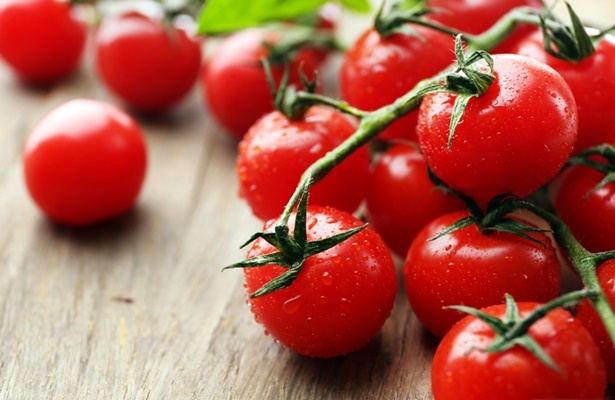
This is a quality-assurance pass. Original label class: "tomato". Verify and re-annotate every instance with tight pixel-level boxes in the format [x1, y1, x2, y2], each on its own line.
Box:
[339, 25, 455, 142]
[426, 0, 542, 53]
[576, 259, 615, 383]
[237, 106, 369, 222]
[244, 205, 397, 358]
[203, 28, 325, 140]
[512, 30, 615, 153]
[0, 0, 86, 85]
[550, 164, 615, 253]
[23, 99, 147, 226]
[432, 302, 606, 399]
[95, 12, 202, 113]
[403, 210, 561, 337]
[417, 54, 578, 201]
[365, 143, 464, 257]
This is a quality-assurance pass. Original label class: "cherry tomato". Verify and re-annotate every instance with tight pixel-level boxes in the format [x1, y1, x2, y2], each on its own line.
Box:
[23, 99, 147, 226]
[427, 0, 542, 53]
[512, 30, 615, 153]
[365, 143, 464, 257]
[237, 106, 369, 222]
[432, 302, 606, 399]
[403, 210, 561, 337]
[339, 25, 455, 142]
[550, 165, 615, 253]
[202, 28, 324, 140]
[576, 259, 615, 383]
[95, 12, 202, 113]
[244, 205, 397, 358]
[417, 54, 578, 201]
[0, 0, 86, 85]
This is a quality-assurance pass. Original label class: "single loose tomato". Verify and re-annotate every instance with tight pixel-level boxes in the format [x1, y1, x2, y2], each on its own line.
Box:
[340, 25, 455, 142]
[417, 54, 578, 201]
[432, 302, 606, 399]
[427, 0, 542, 53]
[403, 210, 561, 337]
[365, 143, 464, 257]
[244, 205, 397, 358]
[23, 99, 147, 226]
[95, 12, 202, 113]
[513, 30, 615, 153]
[0, 0, 86, 85]
[576, 259, 615, 383]
[237, 106, 369, 222]
[550, 165, 615, 253]
[202, 28, 324, 139]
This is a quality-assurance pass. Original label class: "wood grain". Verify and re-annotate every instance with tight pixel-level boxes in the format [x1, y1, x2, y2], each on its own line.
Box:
[0, 1, 613, 399]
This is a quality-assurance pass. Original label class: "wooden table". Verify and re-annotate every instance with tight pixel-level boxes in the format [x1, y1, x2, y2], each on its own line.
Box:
[1, 1, 613, 398]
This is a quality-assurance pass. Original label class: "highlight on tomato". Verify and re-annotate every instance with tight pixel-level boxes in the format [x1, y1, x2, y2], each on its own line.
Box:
[0, 0, 86, 85]
[23, 99, 148, 226]
[94, 11, 202, 113]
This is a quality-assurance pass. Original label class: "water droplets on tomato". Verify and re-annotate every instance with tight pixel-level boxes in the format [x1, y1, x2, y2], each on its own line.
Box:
[283, 295, 303, 314]
[322, 271, 333, 286]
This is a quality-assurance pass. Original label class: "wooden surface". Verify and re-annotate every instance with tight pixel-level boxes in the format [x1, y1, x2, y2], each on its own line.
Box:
[0, 1, 614, 399]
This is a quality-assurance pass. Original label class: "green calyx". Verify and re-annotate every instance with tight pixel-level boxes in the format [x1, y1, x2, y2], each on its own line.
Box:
[539, 3, 596, 62]
[449, 290, 597, 371]
[264, 25, 342, 65]
[566, 144, 615, 199]
[223, 184, 367, 298]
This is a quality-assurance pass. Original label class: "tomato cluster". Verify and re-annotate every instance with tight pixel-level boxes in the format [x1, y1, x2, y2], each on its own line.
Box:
[5, 0, 615, 398]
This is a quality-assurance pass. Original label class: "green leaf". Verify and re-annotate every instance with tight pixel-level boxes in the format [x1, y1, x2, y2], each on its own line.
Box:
[198, 0, 328, 34]
[340, 0, 371, 13]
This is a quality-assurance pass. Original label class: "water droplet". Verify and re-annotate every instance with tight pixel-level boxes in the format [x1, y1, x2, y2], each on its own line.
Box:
[322, 272, 333, 286]
[283, 295, 303, 314]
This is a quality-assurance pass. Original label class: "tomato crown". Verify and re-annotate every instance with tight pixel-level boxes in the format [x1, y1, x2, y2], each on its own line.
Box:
[566, 144, 615, 199]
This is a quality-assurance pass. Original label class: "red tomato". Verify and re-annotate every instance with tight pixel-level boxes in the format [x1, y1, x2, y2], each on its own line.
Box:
[23, 99, 147, 226]
[403, 210, 561, 337]
[339, 25, 455, 142]
[576, 259, 615, 383]
[244, 205, 397, 358]
[237, 106, 369, 222]
[95, 12, 202, 113]
[366, 144, 464, 257]
[550, 165, 615, 253]
[0, 0, 86, 85]
[417, 54, 578, 201]
[202, 28, 324, 140]
[432, 302, 606, 399]
[512, 30, 615, 153]
[427, 0, 542, 53]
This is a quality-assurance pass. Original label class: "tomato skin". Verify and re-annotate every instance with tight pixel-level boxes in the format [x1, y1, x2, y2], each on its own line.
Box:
[237, 106, 369, 222]
[403, 210, 561, 337]
[576, 260, 615, 383]
[339, 25, 455, 142]
[432, 303, 606, 400]
[0, 0, 86, 85]
[23, 99, 147, 226]
[203, 28, 323, 139]
[244, 205, 397, 358]
[366, 144, 464, 257]
[550, 166, 615, 253]
[512, 31, 615, 153]
[95, 12, 202, 113]
[427, 0, 542, 53]
[417, 54, 577, 201]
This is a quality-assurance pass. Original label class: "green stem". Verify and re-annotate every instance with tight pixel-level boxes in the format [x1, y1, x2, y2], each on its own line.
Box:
[295, 92, 369, 119]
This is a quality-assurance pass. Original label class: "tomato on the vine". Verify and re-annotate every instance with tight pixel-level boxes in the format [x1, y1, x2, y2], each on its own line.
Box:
[417, 54, 578, 201]
[403, 210, 561, 337]
[426, 0, 542, 53]
[340, 25, 455, 142]
[95, 12, 202, 113]
[512, 30, 615, 153]
[576, 259, 615, 383]
[432, 302, 606, 399]
[0, 0, 86, 85]
[237, 106, 369, 222]
[366, 143, 463, 257]
[23, 99, 147, 226]
[244, 205, 397, 358]
[202, 28, 325, 139]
